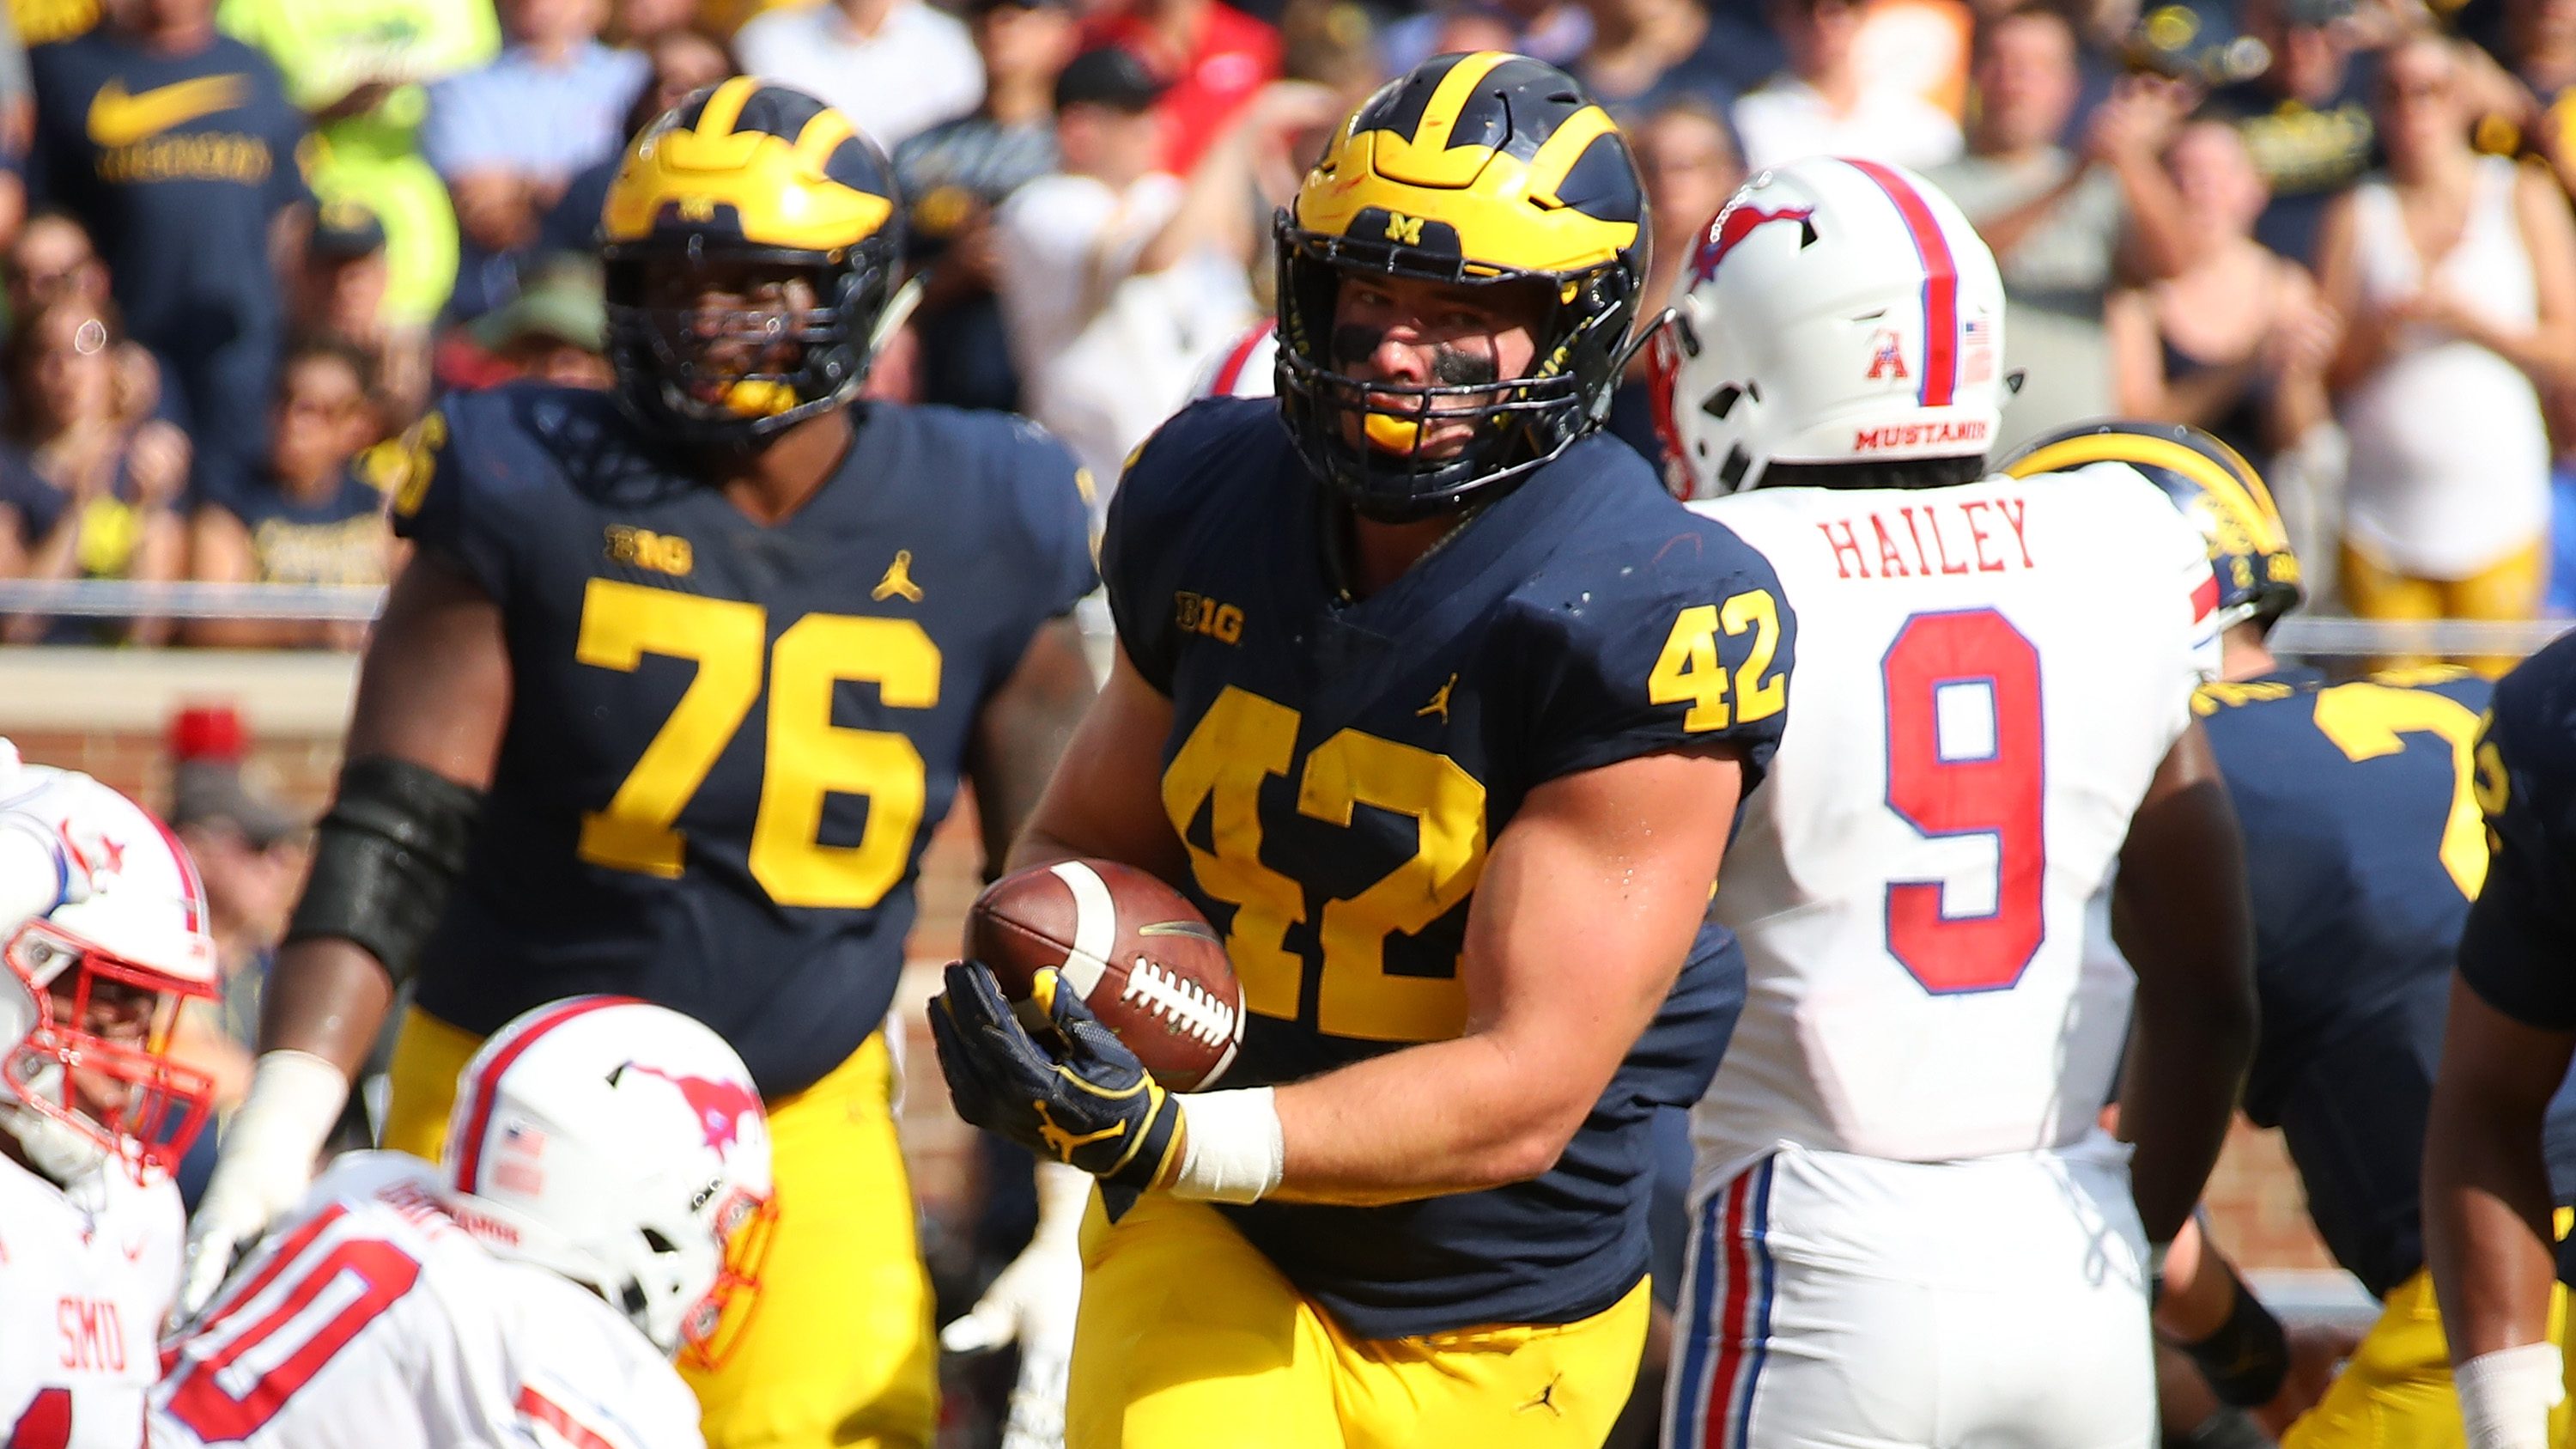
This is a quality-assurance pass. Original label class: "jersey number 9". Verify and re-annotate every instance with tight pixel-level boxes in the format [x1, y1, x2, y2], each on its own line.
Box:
[1881, 608, 2046, 994]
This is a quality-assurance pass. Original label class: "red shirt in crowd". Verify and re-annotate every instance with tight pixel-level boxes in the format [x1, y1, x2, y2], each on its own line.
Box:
[1084, 0, 1282, 174]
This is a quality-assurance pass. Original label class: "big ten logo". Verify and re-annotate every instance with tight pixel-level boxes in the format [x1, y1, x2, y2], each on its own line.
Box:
[57, 1297, 125, 1372]
[605, 525, 695, 577]
[1174, 590, 1243, 644]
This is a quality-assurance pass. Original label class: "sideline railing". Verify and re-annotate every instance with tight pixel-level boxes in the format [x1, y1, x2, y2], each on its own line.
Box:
[2, 581, 2570, 660]
[0, 581, 383, 623]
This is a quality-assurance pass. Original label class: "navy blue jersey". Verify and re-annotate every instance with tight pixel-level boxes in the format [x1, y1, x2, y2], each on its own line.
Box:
[393, 385, 1095, 1098]
[27, 31, 310, 346]
[2465, 637, 2576, 1025]
[1103, 398, 1795, 1337]
[2459, 638, 2576, 1233]
[2202, 665, 2494, 1295]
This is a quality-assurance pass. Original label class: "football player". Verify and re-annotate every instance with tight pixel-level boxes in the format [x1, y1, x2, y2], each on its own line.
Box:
[1654, 157, 2257, 1448]
[155, 997, 771, 1449]
[2006, 422, 2576, 1449]
[930, 51, 1795, 1449]
[2423, 592, 2576, 1438]
[0, 742, 222, 1448]
[179, 82, 1101, 1449]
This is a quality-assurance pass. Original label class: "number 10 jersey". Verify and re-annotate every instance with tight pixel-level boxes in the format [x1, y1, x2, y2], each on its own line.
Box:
[155, 1154, 704, 1449]
[1685, 467, 2220, 1190]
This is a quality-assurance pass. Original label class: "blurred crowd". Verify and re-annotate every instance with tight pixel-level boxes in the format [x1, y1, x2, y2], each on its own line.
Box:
[0, 0, 2572, 638]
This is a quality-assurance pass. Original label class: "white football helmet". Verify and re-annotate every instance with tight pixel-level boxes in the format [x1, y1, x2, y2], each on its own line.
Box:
[0, 743, 220, 1184]
[1649, 155, 2009, 498]
[1190, 324, 1279, 402]
[439, 996, 776, 1366]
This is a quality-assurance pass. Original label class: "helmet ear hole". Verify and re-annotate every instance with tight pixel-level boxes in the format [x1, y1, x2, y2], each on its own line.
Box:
[1718, 444, 1753, 491]
[1704, 384, 1743, 421]
[642, 1227, 680, 1256]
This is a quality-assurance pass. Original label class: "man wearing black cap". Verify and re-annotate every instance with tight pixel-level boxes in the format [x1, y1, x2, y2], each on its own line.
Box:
[294, 197, 433, 419]
[991, 46, 1172, 399]
[296, 198, 391, 337]
[993, 46, 1265, 487]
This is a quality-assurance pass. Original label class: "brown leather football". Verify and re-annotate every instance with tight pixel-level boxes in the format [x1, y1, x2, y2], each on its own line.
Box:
[965, 859, 1244, 1091]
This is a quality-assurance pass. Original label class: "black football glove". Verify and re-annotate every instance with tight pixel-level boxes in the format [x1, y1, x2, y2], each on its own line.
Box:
[929, 960, 1183, 1191]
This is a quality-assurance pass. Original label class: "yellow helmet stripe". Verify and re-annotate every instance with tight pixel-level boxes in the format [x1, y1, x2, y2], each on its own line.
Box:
[792, 107, 856, 174]
[2007, 433, 2290, 551]
[1523, 104, 1619, 204]
[1408, 51, 1513, 152]
[696, 76, 760, 139]
[2198, 429, 2290, 528]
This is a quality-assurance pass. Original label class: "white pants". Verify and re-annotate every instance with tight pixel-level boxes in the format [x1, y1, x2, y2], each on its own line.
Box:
[1665, 1139, 2154, 1449]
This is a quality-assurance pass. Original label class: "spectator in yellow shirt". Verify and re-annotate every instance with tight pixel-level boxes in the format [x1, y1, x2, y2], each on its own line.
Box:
[218, 0, 500, 329]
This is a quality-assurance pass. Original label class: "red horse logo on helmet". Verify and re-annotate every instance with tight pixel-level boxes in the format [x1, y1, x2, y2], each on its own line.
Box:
[628, 1064, 762, 1158]
[1688, 203, 1818, 287]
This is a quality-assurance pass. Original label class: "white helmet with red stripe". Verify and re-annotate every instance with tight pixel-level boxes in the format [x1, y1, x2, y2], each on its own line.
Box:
[1190, 323, 1279, 401]
[0, 741, 219, 1184]
[1649, 155, 2008, 498]
[439, 996, 776, 1365]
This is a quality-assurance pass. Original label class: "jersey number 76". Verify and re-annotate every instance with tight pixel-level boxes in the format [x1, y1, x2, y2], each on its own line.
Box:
[573, 579, 941, 910]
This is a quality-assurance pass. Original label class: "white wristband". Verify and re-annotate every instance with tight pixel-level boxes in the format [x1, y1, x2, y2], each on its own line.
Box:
[230, 1050, 351, 1167]
[2457, 1342, 2565, 1449]
[1170, 1087, 1284, 1204]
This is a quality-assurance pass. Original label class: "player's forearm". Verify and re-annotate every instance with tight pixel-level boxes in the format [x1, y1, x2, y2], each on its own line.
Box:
[2112, 728, 2256, 1244]
[2150, 1213, 2233, 1339]
[1263, 1031, 1593, 1206]
[2115, 887, 2256, 1245]
[257, 937, 396, 1081]
[2118, 1022, 2247, 1245]
[2426, 1075, 2561, 1359]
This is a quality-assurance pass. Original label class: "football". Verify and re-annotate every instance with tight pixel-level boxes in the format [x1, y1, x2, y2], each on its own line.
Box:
[965, 859, 1245, 1092]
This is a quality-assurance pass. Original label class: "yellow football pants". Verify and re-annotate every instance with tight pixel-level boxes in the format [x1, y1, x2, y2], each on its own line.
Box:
[386, 1007, 937, 1449]
[1066, 1190, 1650, 1449]
[2281, 1265, 2573, 1449]
[2341, 537, 2548, 677]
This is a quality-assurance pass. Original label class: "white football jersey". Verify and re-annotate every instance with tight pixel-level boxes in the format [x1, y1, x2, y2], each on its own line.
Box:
[0, 1152, 181, 1449]
[1689, 466, 2220, 1188]
[151, 1153, 705, 1449]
